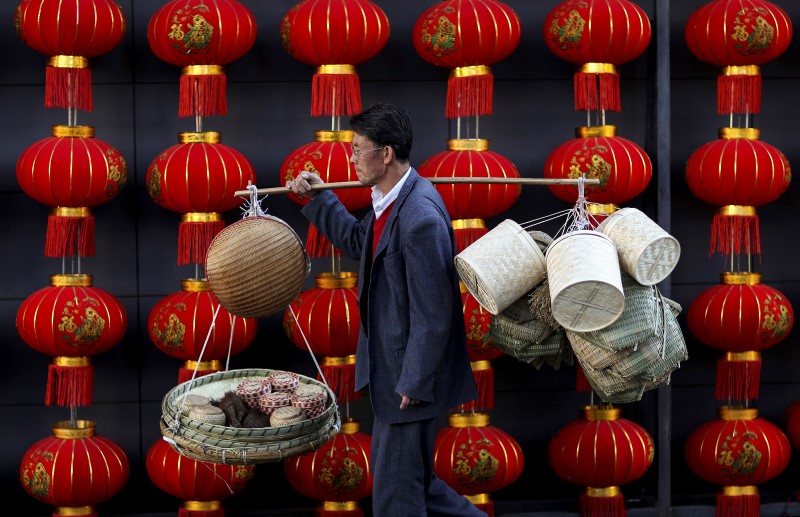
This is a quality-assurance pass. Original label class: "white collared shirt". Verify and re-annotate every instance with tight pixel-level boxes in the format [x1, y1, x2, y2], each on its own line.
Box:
[372, 167, 411, 219]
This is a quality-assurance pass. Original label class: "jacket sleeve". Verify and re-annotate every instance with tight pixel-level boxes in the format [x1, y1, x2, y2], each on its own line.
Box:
[301, 190, 368, 260]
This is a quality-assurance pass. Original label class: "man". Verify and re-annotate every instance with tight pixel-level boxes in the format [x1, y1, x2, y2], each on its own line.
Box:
[286, 102, 486, 517]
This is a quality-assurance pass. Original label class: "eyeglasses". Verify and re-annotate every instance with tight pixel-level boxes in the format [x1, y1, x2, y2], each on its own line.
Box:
[349, 145, 384, 158]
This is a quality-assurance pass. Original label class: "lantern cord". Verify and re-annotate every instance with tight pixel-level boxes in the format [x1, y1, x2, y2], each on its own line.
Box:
[287, 303, 332, 393]
[225, 315, 236, 372]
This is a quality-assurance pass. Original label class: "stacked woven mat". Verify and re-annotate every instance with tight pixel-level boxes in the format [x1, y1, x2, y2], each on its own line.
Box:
[160, 369, 340, 465]
[457, 208, 686, 403]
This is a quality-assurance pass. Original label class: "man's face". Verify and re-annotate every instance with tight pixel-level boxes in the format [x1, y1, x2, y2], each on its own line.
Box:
[350, 134, 387, 186]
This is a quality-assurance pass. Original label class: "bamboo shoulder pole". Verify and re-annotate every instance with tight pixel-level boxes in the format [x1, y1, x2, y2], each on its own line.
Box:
[234, 177, 600, 197]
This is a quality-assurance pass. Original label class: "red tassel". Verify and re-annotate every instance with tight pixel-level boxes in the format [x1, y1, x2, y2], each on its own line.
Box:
[312, 71, 361, 117]
[315, 501, 364, 516]
[178, 219, 225, 266]
[718, 73, 762, 115]
[710, 210, 760, 256]
[580, 488, 627, 517]
[574, 70, 620, 112]
[321, 362, 361, 404]
[46, 65, 92, 111]
[45, 358, 93, 407]
[446, 71, 493, 118]
[45, 211, 94, 257]
[180, 72, 227, 118]
[453, 361, 494, 412]
[576, 364, 593, 393]
[306, 224, 343, 258]
[179, 501, 224, 517]
[716, 487, 760, 517]
[715, 352, 761, 401]
[453, 226, 489, 253]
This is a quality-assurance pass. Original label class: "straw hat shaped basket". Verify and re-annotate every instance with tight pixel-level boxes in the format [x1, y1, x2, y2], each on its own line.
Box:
[206, 215, 310, 319]
[160, 369, 340, 465]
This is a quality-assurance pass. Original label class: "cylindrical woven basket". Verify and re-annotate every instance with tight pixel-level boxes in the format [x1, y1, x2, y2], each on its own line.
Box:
[597, 207, 680, 286]
[546, 230, 624, 332]
[455, 219, 547, 315]
[206, 216, 310, 319]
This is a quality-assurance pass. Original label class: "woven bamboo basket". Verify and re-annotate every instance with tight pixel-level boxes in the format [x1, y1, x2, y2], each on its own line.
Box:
[490, 301, 566, 362]
[546, 230, 624, 332]
[455, 219, 547, 315]
[597, 207, 680, 286]
[567, 330, 633, 370]
[206, 216, 310, 319]
[160, 369, 339, 465]
[578, 359, 646, 404]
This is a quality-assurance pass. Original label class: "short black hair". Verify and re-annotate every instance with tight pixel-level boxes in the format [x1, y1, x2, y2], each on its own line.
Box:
[349, 102, 413, 161]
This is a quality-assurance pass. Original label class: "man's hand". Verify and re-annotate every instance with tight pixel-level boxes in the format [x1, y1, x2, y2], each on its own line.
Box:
[400, 394, 419, 410]
[286, 170, 324, 199]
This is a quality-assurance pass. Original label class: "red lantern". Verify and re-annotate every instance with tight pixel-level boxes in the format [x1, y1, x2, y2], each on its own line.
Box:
[418, 139, 521, 251]
[147, 0, 257, 117]
[285, 418, 373, 516]
[16, 274, 128, 407]
[280, 0, 389, 117]
[20, 420, 129, 516]
[14, 0, 126, 111]
[544, 125, 653, 207]
[687, 272, 793, 401]
[149, 279, 258, 384]
[147, 437, 255, 517]
[16, 125, 127, 258]
[685, 406, 792, 517]
[685, 0, 792, 114]
[685, 127, 791, 256]
[434, 413, 524, 516]
[413, 0, 521, 118]
[783, 401, 800, 451]
[146, 131, 256, 265]
[548, 405, 655, 517]
[284, 273, 361, 403]
[543, 0, 651, 112]
[279, 130, 371, 257]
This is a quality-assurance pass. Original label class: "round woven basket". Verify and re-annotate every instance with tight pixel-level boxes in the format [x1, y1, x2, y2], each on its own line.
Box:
[597, 207, 680, 286]
[206, 216, 310, 319]
[455, 219, 546, 315]
[546, 230, 624, 332]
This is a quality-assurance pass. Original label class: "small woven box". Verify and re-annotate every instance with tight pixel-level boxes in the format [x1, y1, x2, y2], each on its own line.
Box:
[236, 379, 271, 408]
[187, 405, 227, 426]
[268, 371, 300, 393]
[258, 391, 293, 416]
[292, 391, 327, 419]
[270, 406, 307, 427]
[179, 394, 211, 415]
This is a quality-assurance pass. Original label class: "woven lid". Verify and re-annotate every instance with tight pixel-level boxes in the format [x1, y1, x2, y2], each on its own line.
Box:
[180, 394, 211, 414]
[292, 391, 326, 409]
[259, 391, 293, 408]
[188, 405, 227, 426]
[270, 406, 307, 427]
[294, 384, 326, 397]
[269, 371, 300, 392]
[237, 379, 271, 397]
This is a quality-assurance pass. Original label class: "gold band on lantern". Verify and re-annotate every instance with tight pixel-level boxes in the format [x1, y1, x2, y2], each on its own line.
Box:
[182, 65, 224, 76]
[585, 486, 622, 498]
[53, 356, 91, 368]
[179, 131, 221, 144]
[52, 125, 94, 138]
[471, 360, 491, 372]
[448, 413, 490, 428]
[52, 420, 96, 439]
[720, 272, 762, 286]
[721, 485, 759, 497]
[50, 274, 93, 287]
[721, 65, 760, 77]
[315, 130, 354, 143]
[322, 355, 357, 366]
[465, 494, 491, 505]
[321, 502, 360, 512]
[55, 506, 95, 516]
[576, 125, 616, 138]
[587, 204, 618, 216]
[340, 418, 361, 434]
[48, 55, 89, 69]
[459, 281, 469, 294]
[449, 65, 491, 79]
[183, 359, 223, 372]
[719, 127, 760, 140]
[316, 64, 357, 75]
[181, 212, 223, 223]
[717, 205, 757, 218]
[582, 405, 620, 421]
[181, 278, 211, 292]
[316, 272, 358, 289]
[51, 206, 92, 218]
[724, 351, 761, 362]
[447, 139, 490, 152]
[183, 501, 222, 512]
[718, 406, 758, 421]
[452, 219, 486, 231]
[579, 63, 618, 75]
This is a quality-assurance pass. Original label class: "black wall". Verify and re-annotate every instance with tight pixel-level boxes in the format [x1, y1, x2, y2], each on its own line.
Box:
[3, 1, 800, 516]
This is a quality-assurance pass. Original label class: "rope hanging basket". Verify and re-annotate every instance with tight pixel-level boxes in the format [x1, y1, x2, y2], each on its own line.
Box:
[160, 368, 340, 465]
[206, 215, 310, 319]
